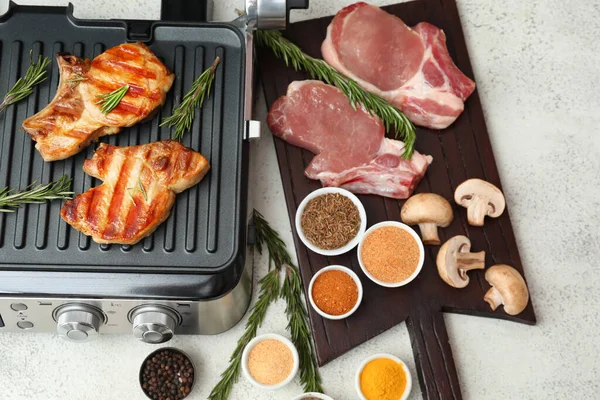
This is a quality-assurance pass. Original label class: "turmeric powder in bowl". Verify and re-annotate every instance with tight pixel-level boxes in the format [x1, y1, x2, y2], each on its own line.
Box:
[356, 354, 412, 400]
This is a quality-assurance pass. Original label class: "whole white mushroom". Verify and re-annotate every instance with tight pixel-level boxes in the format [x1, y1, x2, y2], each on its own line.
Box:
[454, 179, 505, 226]
[401, 193, 453, 245]
[484, 264, 529, 316]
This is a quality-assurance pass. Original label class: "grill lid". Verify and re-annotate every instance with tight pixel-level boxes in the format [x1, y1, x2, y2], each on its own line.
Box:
[0, 3, 248, 274]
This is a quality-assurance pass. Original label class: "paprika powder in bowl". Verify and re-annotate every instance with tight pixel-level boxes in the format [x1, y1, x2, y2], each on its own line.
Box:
[355, 353, 412, 400]
[308, 265, 363, 320]
[357, 221, 425, 288]
[295, 187, 367, 256]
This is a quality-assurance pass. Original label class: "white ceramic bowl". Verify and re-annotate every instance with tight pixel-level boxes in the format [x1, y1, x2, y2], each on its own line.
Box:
[292, 393, 335, 400]
[295, 187, 367, 256]
[308, 265, 363, 320]
[355, 353, 412, 400]
[241, 333, 299, 390]
[357, 221, 425, 288]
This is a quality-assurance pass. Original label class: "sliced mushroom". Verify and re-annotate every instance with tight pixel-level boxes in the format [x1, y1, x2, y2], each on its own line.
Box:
[484, 264, 529, 316]
[454, 179, 506, 226]
[436, 235, 485, 288]
[401, 193, 453, 245]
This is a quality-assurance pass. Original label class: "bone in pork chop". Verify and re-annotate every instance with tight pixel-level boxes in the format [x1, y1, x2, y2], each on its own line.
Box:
[322, 2, 476, 130]
[267, 80, 432, 199]
[23, 43, 174, 161]
[61, 140, 209, 245]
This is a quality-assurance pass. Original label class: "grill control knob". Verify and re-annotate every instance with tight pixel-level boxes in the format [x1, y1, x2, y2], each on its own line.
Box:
[131, 306, 179, 344]
[55, 304, 104, 342]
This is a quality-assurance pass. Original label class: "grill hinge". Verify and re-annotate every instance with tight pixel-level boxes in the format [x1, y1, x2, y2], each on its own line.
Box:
[247, 220, 256, 246]
[126, 21, 153, 42]
[241, 30, 261, 142]
[242, 0, 310, 30]
[244, 120, 261, 141]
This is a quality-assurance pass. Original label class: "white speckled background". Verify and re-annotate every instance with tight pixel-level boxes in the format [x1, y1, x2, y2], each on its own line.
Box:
[0, 0, 599, 399]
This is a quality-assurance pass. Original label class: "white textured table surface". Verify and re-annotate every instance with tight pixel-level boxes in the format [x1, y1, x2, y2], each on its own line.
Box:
[1, 0, 599, 399]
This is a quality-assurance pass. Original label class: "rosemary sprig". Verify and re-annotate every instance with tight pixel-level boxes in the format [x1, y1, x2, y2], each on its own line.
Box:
[282, 263, 323, 392]
[208, 268, 280, 400]
[209, 210, 324, 399]
[253, 209, 295, 269]
[254, 210, 323, 393]
[138, 179, 148, 201]
[255, 29, 416, 159]
[0, 52, 51, 113]
[66, 73, 87, 88]
[0, 175, 73, 212]
[95, 84, 129, 115]
[126, 179, 147, 202]
[161, 57, 221, 141]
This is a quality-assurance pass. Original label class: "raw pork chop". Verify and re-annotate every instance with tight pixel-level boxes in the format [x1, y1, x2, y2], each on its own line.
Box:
[61, 140, 209, 245]
[322, 2, 476, 129]
[23, 43, 174, 161]
[267, 80, 432, 199]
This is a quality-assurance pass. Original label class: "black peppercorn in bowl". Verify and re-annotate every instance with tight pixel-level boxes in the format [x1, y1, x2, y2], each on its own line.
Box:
[139, 347, 196, 400]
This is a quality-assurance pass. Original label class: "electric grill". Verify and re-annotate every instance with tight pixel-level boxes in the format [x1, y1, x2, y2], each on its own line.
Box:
[0, 0, 307, 343]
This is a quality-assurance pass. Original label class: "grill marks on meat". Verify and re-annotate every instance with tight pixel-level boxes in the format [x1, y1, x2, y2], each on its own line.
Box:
[81, 43, 174, 127]
[21, 54, 113, 161]
[23, 43, 174, 161]
[267, 80, 432, 199]
[322, 2, 476, 130]
[61, 140, 210, 245]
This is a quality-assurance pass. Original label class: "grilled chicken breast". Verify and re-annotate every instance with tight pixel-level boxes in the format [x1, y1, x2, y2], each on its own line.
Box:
[61, 140, 210, 245]
[23, 43, 174, 162]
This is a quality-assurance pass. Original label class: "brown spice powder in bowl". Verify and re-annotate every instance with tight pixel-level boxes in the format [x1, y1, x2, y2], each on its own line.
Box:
[361, 226, 421, 283]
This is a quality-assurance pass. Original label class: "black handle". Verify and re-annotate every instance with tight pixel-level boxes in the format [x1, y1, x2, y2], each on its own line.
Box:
[287, 0, 310, 15]
[283, 0, 310, 26]
[406, 306, 463, 400]
[160, 0, 209, 22]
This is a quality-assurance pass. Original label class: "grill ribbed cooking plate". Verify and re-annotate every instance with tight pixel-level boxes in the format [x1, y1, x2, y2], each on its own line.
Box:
[0, 3, 247, 274]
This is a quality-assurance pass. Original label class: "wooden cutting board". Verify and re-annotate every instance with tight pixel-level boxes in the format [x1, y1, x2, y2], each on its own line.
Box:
[257, 1, 536, 398]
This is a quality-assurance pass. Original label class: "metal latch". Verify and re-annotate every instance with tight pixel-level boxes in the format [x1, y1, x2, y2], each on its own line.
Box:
[244, 120, 261, 141]
[256, 0, 286, 30]
[243, 0, 310, 30]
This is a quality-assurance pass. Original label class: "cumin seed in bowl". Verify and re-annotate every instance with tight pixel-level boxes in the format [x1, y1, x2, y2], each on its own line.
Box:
[295, 188, 367, 256]
[301, 193, 360, 250]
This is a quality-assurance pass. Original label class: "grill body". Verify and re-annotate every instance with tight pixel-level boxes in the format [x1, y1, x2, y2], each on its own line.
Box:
[0, 3, 252, 339]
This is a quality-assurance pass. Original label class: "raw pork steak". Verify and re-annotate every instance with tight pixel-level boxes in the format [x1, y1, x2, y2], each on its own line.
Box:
[322, 2, 476, 130]
[267, 80, 432, 199]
